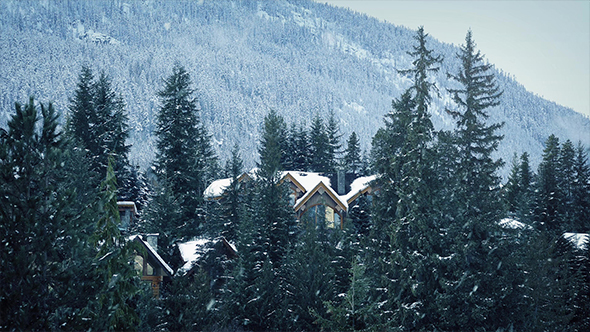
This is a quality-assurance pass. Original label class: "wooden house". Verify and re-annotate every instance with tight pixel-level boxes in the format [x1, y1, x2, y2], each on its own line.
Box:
[130, 234, 174, 298]
[203, 169, 379, 229]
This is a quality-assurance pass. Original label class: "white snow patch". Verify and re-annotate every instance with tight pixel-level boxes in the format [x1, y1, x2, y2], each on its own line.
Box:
[283, 171, 331, 193]
[177, 237, 213, 274]
[498, 218, 531, 230]
[564, 233, 589, 250]
[343, 175, 377, 203]
[203, 178, 232, 199]
[226, 240, 238, 254]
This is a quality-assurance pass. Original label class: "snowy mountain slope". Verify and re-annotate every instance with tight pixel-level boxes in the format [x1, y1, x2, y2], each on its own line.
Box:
[1, 0, 588, 174]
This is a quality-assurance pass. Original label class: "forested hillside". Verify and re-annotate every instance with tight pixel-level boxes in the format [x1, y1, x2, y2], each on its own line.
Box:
[1, 0, 588, 172]
[3, 4, 590, 329]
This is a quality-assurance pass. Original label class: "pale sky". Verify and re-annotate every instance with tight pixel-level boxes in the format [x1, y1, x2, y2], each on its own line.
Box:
[321, 0, 590, 118]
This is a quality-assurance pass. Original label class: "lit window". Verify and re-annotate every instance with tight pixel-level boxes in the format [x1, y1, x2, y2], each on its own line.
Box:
[134, 255, 144, 274]
[325, 206, 335, 228]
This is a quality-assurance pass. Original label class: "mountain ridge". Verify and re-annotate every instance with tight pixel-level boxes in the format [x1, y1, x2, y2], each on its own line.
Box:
[1, 0, 588, 175]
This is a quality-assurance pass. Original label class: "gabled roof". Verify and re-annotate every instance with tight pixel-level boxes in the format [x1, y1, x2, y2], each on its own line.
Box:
[203, 168, 380, 214]
[129, 235, 174, 276]
[344, 175, 378, 205]
[294, 180, 348, 213]
[280, 171, 331, 194]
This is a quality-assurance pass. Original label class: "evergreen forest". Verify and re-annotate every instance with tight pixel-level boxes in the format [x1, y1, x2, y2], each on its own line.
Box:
[1, 25, 589, 332]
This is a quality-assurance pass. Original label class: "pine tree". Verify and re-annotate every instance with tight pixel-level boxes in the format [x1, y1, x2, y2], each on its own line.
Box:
[67, 66, 94, 155]
[326, 110, 342, 173]
[90, 156, 141, 331]
[439, 29, 519, 330]
[521, 233, 577, 330]
[228, 110, 297, 330]
[505, 153, 522, 214]
[504, 152, 535, 223]
[141, 183, 185, 271]
[387, 26, 443, 329]
[309, 114, 331, 174]
[153, 64, 217, 240]
[158, 269, 215, 331]
[560, 139, 578, 231]
[218, 144, 244, 242]
[572, 143, 590, 232]
[367, 68, 416, 332]
[315, 256, 377, 332]
[518, 151, 535, 223]
[91, 71, 131, 186]
[348, 194, 372, 238]
[0, 98, 76, 329]
[371, 90, 414, 183]
[284, 223, 340, 331]
[446, 29, 504, 216]
[534, 134, 563, 234]
[66, 67, 133, 200]
[256, 110, 295, 268]
[290, 122, 311, 171]
[343, 131, 362, 174]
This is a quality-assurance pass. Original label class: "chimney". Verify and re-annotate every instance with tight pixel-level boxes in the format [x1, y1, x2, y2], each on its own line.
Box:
[337, 169, 345, 195]
[146, 233, 159, 252]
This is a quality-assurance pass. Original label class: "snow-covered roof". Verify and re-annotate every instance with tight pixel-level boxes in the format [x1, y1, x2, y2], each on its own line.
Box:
[129, 235, 173, 276]
[177, 237, 213, 275]
[564, 233, 589, 250]
[281, 171, 331, 193]
[204, 169, 380, 214]
[117, 201, 137, 213]
[498, 218, 532, 230]
[294, 179, 348, 212]
[343, 175, 377, 204]
[204, 178, 232, 199]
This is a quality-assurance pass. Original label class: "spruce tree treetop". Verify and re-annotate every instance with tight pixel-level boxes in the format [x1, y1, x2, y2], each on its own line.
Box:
[154, 64, 216, 233]
[155, 64, 217, 241]
[399, 26, 442, 136]
[535, 134, 563, 234]
[374, 26, 443, 329]
[309, 114, 331, 174]
[445, 29, 505, 226]
[257, 109, 287, 182]
[66, 66, 133, 200]
[326, 110, 342, 173]
[0, 97, 76, 330]
[343, 131, 361, 173]
[447, 30, 504, 183]
[67, 66, 94, 147]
